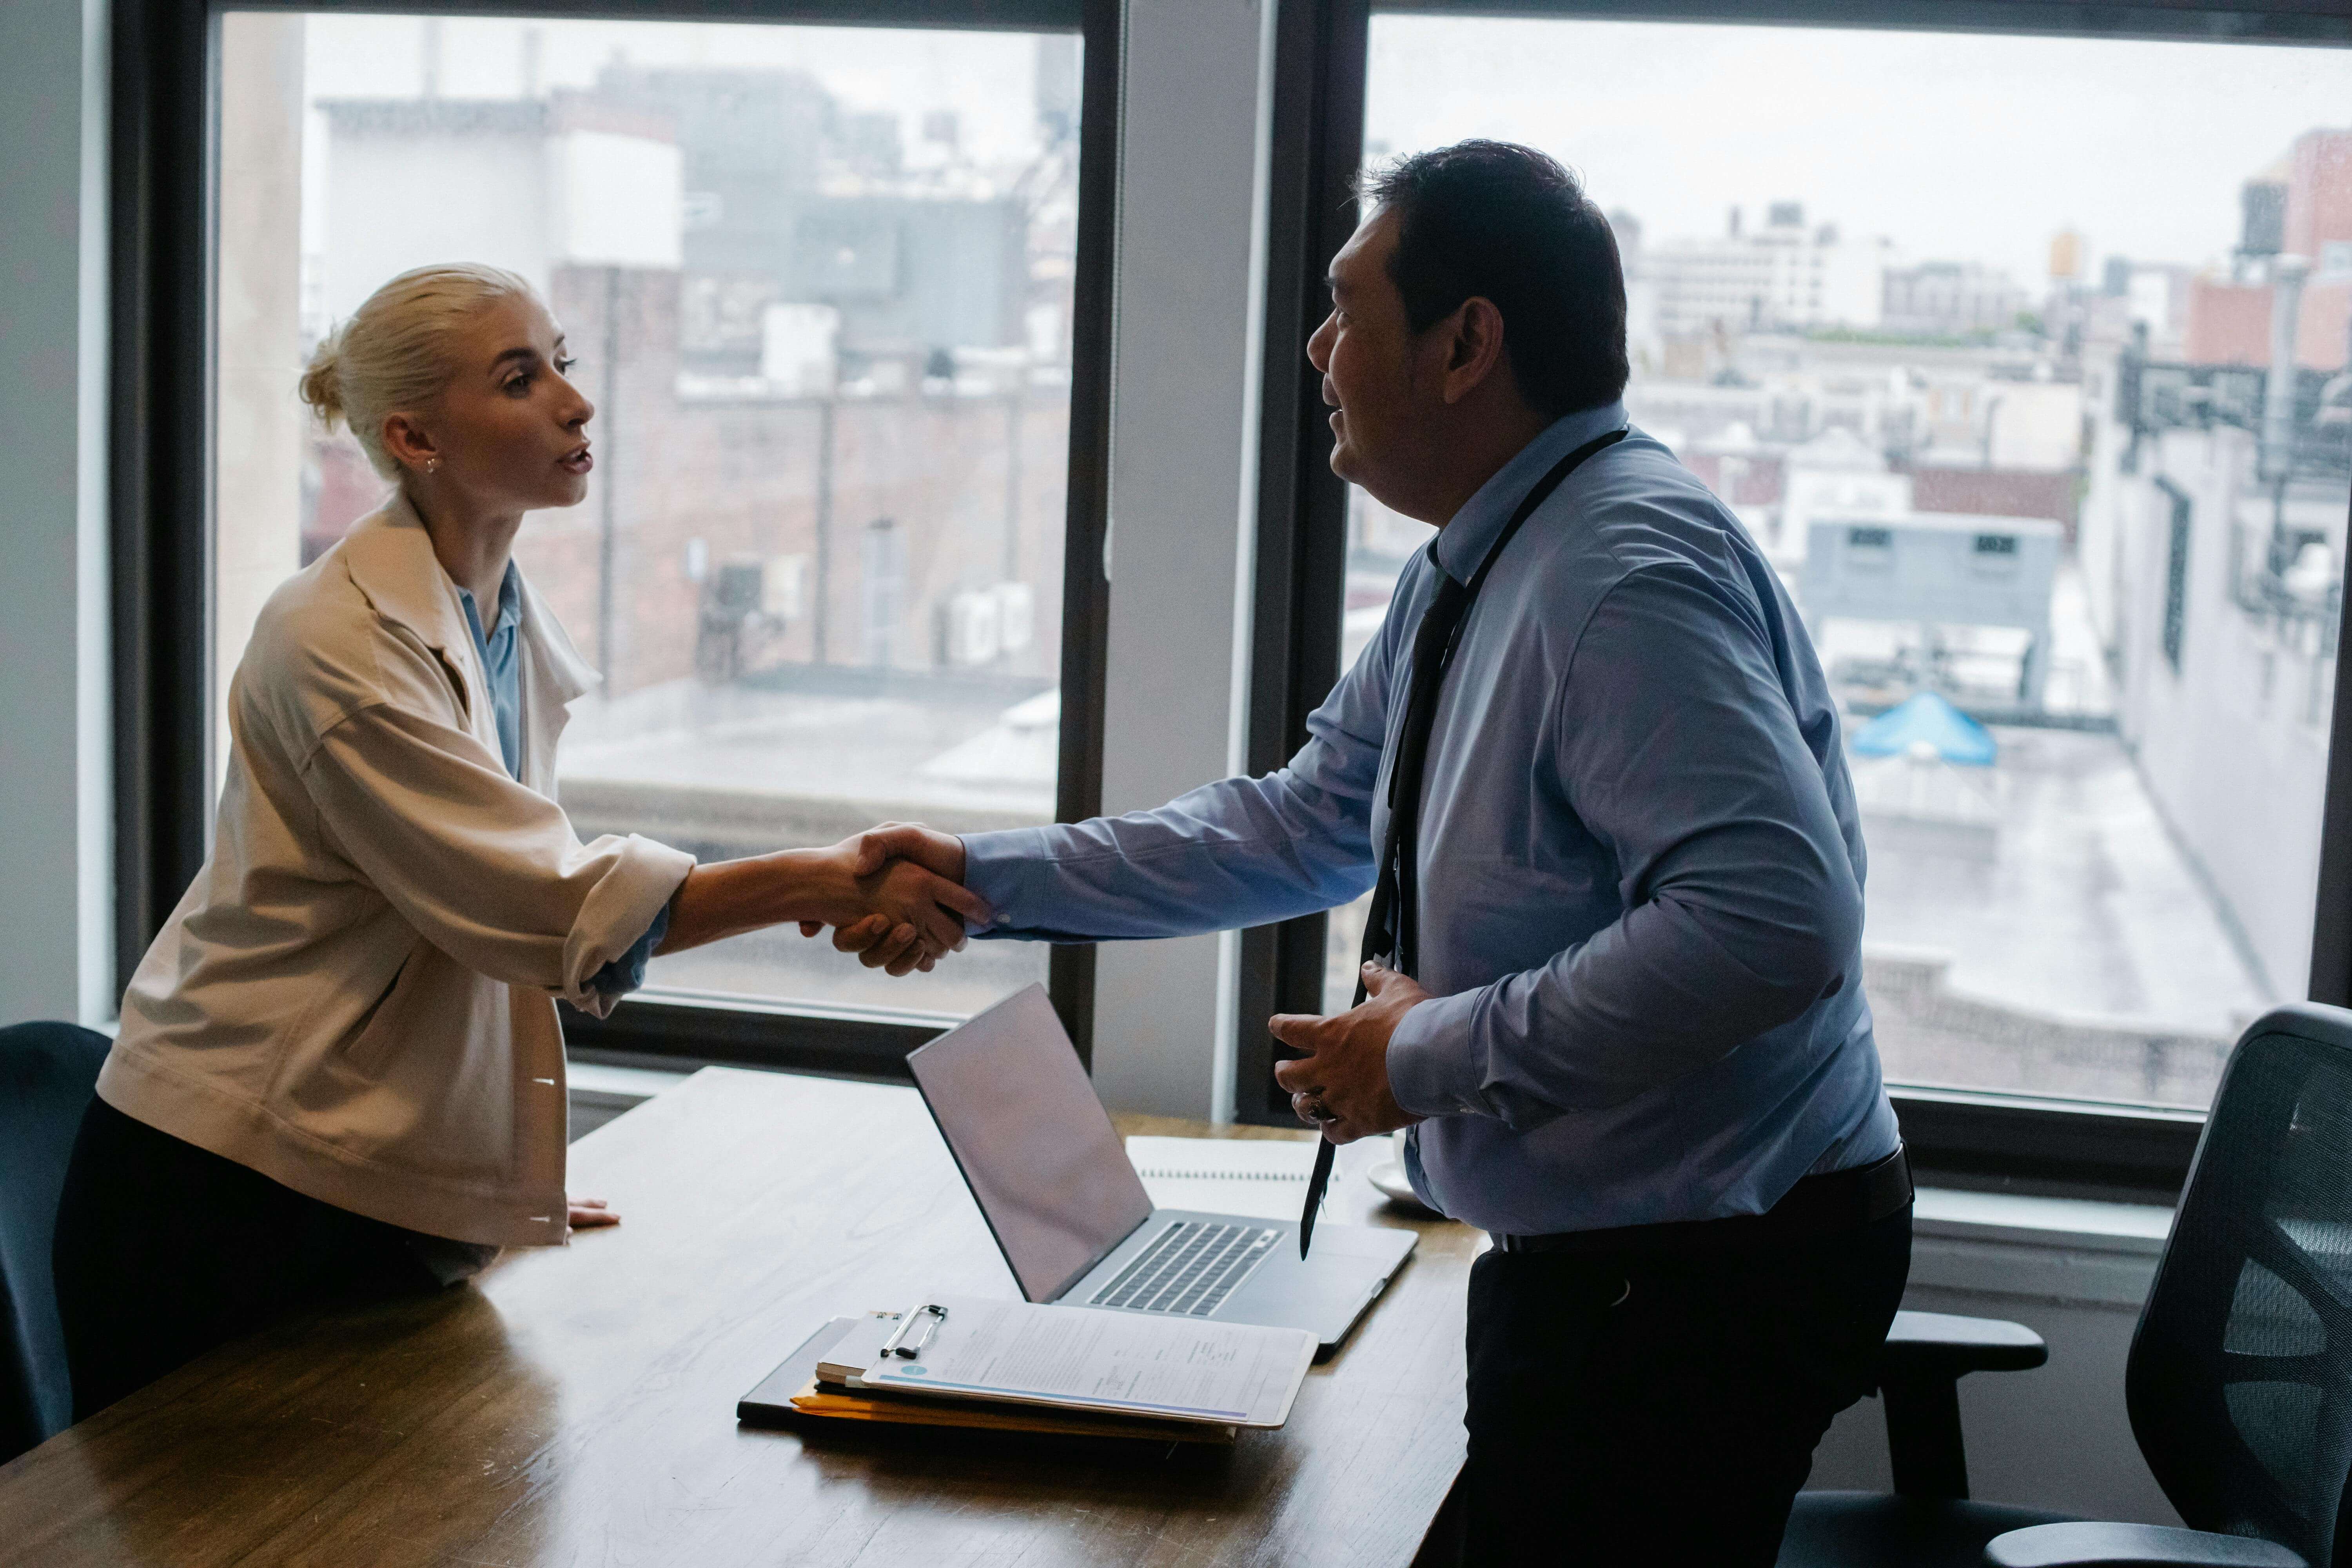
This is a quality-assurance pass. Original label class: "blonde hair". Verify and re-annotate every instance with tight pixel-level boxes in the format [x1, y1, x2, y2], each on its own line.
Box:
[298, 263, 541, 477]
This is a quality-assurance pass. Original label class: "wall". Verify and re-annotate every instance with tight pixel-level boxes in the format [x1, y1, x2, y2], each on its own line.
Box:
[1087, 0, 1274, 1119]
[2113, 423, 2332, 1000]
[323, 116, 551, 319]
[0, 0, 110, 1027]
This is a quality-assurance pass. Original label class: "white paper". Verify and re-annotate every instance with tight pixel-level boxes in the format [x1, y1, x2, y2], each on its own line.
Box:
[812, 1311, 904, 1383]
[1124, 1134, 1317, 1222]
[855, 1294, 1316, 1428]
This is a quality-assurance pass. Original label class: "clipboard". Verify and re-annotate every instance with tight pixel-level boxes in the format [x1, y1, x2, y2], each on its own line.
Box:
[736, 1318, 1239, 1443]
[846, 1296, 1315, 1429]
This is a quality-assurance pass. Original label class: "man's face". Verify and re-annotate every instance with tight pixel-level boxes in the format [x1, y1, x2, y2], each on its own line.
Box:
[1306, 205, 1421, 500]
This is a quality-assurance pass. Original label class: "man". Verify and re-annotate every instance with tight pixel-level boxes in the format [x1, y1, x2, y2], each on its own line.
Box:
[857, 140, 1909, 1564]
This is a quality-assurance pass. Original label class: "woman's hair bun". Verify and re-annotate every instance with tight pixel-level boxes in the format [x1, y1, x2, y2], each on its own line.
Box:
[298, 332, 347, 429]
[293, 263, 539, 478]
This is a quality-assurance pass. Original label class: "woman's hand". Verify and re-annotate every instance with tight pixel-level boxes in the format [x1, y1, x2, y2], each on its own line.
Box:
[807, 836, 991, 976]
[812, 912, 932, 974]
[657, 837, 991, 973]
[568, 1195, 619, 1233]
[797, 824, 989, 976]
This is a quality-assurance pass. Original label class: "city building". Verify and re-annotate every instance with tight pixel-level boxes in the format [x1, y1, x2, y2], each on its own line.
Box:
[2073, 130, 2352, 1002]
[1641, 201, 1888, 339]
[313, 94, 685, 332]
[2179, 131, 2352, 372]
[1881, 260, 2029, 339]
[305, 67, 1076, 705]
[1776, 425, 1913, 563]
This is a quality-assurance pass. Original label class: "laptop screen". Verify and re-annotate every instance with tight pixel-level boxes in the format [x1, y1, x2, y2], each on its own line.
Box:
[907, 983, 1156, 1303]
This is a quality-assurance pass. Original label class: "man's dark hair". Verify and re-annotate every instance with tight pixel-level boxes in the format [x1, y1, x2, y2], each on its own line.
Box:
[1363, 140, 1629, 417]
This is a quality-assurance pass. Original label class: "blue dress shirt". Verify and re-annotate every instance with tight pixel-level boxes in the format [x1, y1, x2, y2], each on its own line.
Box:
[960, 402, 1900, 1236]
[458, 564, 668, 996]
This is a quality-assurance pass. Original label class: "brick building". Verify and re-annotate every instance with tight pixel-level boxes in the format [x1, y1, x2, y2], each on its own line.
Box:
[2181, 130, 2352, 372]
[307, 262, 1072, 699]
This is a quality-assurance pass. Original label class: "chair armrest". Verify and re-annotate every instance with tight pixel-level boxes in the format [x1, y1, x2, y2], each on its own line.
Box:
[1883, 1310, 2049, 1379]
[1877, 1311, 2049, 1501]
[1985, 1522, 2306, 1566]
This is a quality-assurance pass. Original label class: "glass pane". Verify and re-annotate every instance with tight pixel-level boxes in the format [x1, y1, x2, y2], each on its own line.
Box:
[215, 12, 1082, 1017]
[1356, 17, 2352, 1108]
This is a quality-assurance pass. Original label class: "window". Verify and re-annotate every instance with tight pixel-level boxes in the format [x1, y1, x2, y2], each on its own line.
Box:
[1293, 11, 2352, 1121]
[2158, 477, 2192, 673]
[180, 4, 1109, 1054]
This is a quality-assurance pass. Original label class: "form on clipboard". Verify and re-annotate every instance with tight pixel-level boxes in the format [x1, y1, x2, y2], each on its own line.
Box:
[853, 1294, 1317, 1429]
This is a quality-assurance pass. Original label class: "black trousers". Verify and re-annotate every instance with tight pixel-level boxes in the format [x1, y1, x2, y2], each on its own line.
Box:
[50, 1096, 437, 1421]
[1460, 1207, 1912, 1566]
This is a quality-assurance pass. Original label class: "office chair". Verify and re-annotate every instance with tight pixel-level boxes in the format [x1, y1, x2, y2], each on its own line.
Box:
[0, 1020, 108, 1464]
[1782, 1004, 2352, 1568]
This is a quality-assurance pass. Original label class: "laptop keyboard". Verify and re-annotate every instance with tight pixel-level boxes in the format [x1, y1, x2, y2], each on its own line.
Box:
[1089, 1219, 1281, 1317]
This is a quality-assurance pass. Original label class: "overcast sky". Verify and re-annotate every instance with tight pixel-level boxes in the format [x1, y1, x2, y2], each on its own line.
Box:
[296, 13, 2352, 288]
[303, 16, 1056, 168]
[1368, 16, 2352, 283]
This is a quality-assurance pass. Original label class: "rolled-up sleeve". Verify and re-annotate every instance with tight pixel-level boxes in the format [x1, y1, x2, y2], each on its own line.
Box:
[961, 619, 1399, 942]
[1385, 561, 1862, 1126]
[303, 698, 695, 1018]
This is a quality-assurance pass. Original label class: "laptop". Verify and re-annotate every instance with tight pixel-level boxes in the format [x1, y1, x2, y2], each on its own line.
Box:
[906, 983, 1416, 1354]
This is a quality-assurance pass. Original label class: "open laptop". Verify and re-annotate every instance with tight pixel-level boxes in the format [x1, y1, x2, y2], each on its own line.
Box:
[907, 983, 1416, 1354]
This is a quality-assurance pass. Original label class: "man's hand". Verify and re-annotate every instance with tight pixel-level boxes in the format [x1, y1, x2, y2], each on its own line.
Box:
[851, 821, 968, 884]
[1269, 962, 1432, 1144]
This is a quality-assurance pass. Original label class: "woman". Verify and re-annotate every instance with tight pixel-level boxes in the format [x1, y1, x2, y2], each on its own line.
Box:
[50, 263, 985, 1419]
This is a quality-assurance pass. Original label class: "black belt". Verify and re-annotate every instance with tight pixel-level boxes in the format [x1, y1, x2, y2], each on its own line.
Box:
[1492, 1147, 1913, 1258]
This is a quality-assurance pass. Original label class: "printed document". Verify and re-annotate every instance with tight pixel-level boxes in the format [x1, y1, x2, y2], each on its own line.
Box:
[855, 1294, 1315, 1428]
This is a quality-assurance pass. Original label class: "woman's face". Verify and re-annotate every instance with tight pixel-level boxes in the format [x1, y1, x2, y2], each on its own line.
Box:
[397, 293, 596, 513]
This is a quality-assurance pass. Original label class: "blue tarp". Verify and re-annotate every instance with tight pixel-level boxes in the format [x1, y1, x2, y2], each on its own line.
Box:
[1850, 691, 1997, 766]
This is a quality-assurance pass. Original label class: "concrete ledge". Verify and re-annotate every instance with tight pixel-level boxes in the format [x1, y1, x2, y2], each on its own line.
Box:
[1909, 1185, 2172, 1309]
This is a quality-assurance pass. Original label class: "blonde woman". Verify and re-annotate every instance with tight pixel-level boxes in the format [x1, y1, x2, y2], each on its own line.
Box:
[50, 263, 985, 1419]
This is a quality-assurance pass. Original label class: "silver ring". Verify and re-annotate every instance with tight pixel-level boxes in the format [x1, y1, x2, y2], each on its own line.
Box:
[1302, 1094, 1336, 1124]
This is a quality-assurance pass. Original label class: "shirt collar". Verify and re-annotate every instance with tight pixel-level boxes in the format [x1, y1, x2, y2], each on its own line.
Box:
[457, 561, 523, 649]
[1432, 400, 1628, 584]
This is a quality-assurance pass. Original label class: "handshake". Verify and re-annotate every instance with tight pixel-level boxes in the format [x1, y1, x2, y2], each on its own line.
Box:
[790, 822, 982, 978]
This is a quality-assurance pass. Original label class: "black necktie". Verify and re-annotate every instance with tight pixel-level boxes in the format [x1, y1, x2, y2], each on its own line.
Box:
[1296, 427, 1627, 1258]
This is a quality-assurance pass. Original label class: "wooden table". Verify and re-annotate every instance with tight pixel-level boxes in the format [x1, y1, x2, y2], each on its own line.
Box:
[0, 1067, 1481, 1566]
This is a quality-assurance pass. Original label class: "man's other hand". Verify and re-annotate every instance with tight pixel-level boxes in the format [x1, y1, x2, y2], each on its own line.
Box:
[1269, 962, 1431, 1144]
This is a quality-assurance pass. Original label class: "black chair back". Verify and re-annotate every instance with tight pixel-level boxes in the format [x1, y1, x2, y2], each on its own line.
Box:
[2129, 1003, 2352, 1567]
[0, 1021, 108, 1463]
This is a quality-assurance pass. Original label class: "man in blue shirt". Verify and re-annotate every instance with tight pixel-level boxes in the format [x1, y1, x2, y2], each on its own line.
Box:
[859, 141, 1910, 1564]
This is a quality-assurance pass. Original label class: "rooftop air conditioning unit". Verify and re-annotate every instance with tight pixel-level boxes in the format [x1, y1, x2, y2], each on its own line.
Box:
[946, 588, 1003, 666]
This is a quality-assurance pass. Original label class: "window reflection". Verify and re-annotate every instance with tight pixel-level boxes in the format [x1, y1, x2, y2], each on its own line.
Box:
[218, 13, 1082, 1015]
[1346, 18, 2352, 1109]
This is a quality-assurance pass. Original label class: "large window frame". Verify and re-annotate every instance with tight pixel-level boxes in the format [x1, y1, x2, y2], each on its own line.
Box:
[112, 0, 1120, 1078]
[1234, 0, 2352, 1200]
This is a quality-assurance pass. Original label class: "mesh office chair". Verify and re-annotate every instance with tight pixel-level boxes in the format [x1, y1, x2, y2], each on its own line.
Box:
[0, 1021, 109, 1464]
[1784, 1004, 2352, 1568]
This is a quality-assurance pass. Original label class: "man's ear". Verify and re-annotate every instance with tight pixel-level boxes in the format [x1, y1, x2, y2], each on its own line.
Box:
[1439, 296, 1508, 406]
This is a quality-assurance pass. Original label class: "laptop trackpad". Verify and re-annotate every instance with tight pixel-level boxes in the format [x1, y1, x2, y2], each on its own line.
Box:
[1220, 1233, 1402, 1337]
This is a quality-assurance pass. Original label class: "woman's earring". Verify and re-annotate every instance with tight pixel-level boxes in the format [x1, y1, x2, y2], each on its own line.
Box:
[425, 457, 440, 475]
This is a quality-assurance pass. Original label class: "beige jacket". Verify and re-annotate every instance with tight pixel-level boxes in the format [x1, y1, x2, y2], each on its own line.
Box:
[102, 495, 695, 1249]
